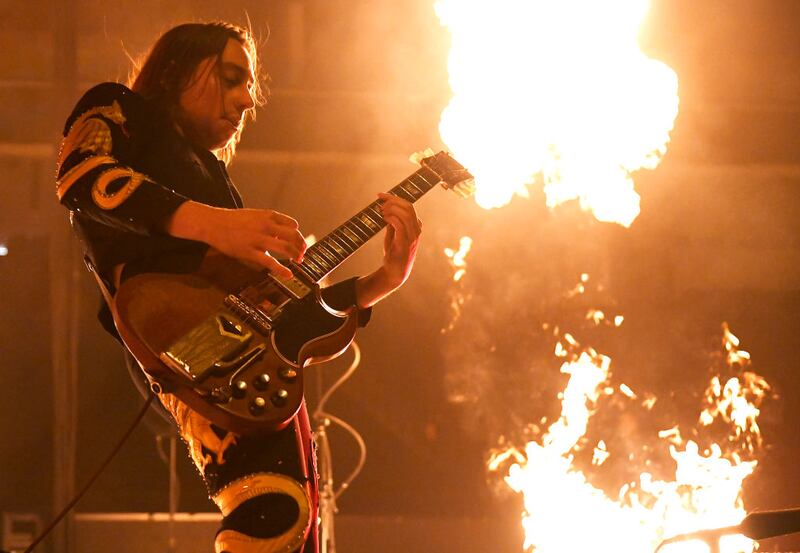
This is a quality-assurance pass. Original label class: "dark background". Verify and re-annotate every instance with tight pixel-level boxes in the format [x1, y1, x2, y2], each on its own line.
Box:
[1, 1, 799, 551]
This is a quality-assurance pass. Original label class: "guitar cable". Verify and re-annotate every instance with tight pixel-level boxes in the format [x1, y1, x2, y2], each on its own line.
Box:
[10, 395, 155, 553]
[313, 342, 368, 553]
[314, 341, 367, 501]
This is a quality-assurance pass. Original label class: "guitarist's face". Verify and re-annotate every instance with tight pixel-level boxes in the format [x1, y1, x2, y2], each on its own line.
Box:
[177, 38, 257, 152]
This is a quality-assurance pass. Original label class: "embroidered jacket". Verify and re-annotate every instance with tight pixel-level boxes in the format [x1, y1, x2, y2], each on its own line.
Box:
[56, 82, 367, 336]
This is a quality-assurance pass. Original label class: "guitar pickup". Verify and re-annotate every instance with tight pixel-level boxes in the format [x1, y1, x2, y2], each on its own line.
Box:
[160, 312, 253, 382]
[269, 270, 312, 300]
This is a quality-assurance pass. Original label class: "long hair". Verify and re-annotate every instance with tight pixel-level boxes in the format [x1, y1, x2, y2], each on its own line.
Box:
[128, 22, 266, 164]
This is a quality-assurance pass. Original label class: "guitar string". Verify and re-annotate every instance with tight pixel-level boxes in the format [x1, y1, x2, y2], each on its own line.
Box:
[234, 165, 442, 311]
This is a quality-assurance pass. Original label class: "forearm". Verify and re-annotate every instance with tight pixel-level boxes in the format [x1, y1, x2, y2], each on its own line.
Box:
[163, 201, 306, 278]
[354, 267, 405, 308]
[164, 200, 219, 242]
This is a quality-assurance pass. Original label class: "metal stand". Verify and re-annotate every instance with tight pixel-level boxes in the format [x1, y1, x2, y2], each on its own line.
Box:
[156, 432, 180, 553]
[315, 420, 336, 553]
[168, 434, 178, 553]
[312, 343, 367, 553]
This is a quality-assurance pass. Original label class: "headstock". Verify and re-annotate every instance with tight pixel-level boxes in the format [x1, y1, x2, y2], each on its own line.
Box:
[412, 149, 475, 199]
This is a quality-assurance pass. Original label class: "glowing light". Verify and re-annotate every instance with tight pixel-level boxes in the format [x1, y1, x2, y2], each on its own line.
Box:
[593, 440, 611, 466]
[435, 0, 679, 226]
[443, 236, 473, 282]
[442, 236, 474, 332]
[489, 325, 766, 553]
[587, 309, 606, 324]
[0, 244, 7, 256]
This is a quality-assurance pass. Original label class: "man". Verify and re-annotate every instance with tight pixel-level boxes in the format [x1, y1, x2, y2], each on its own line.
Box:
[55, 21, 421, 553]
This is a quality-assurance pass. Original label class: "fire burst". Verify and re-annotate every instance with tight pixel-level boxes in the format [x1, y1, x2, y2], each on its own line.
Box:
[488, 322, 768, 553]
[435, 0, 679, 226]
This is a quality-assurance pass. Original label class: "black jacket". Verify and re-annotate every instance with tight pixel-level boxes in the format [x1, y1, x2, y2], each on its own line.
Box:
[56, 82, 367, 338]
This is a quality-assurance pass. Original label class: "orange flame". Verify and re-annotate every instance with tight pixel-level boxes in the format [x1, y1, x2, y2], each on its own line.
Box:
[435, 0, 679, 226]
[489, 322, 766, 553]
[442, 236, 474, 332]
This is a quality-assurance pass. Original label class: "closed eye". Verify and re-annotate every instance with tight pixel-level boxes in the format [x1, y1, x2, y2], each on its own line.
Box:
[221, 62, 254, 90]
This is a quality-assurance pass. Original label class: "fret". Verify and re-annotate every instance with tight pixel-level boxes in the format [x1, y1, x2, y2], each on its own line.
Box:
[314, 243, 339, 265]
[404, 177, 425, 196]
[417, 167, 441, 188]
[323, 238, 347, 258]
[329, 230, 353, 252]
[365, 205, 383, 223]
[358, 212, 382, 232]
[332, 230, 357, 251]
[410, 171, 437, 192]
[347, 218, 371, 239]
[340, 226, 361, 246]
[321, 242, 344, 263]
[308, 266, 325, 281]
[297, 263, 320, 282]
[294, 263, 317, 282]
[303, 255, 325, 276]
[300, 266, 322, 283]
[307, 251, 331, 272]
[401, 180, 424, 199]
[391, 184, 416, 202]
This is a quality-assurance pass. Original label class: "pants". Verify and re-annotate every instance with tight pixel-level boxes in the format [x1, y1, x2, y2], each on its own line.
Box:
[157, 393, 319, 553]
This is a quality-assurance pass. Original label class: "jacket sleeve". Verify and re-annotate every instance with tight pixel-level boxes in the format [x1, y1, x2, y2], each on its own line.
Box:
[321, 277, 372, 327]
[55, 82, 189, 235]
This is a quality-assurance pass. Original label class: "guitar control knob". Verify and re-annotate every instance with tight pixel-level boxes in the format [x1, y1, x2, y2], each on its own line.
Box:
[279, 368, 298, 382]
[271, 389, 289, 407]
[253, 373, 270, 391]
[211, 386, 232, 404]
[249, 396, 267, 415]
[232, 380, 248, 399]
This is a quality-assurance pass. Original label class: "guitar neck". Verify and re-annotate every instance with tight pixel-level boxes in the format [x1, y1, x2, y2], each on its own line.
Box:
[294, 165, 442, 283]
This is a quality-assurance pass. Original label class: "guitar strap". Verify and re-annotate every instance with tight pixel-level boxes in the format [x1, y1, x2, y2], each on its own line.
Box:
[83, 254, 165, 396]
[84, 254, 115, 308]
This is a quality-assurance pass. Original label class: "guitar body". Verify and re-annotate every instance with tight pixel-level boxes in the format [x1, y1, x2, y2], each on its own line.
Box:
[109, 151, 473, 436]
[113, 251, 358, 435]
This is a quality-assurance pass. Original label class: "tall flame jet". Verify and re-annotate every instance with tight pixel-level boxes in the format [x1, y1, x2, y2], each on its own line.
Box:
[435, 0, 679, 226]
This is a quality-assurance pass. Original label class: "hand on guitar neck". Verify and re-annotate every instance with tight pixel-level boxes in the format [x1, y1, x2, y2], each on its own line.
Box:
[354, 192, 422, 308]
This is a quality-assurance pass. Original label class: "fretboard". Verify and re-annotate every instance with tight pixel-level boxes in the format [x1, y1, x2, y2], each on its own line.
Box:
[294, 165, 442, 283]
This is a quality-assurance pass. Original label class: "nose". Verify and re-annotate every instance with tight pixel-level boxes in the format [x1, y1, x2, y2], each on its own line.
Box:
[238, 85, 255, 112]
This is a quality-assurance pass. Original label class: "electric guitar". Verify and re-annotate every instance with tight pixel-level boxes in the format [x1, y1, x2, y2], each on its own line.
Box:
[112, 150, 474, 435]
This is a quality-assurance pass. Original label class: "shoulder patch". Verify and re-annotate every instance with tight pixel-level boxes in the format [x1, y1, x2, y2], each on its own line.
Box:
[56, 100, 126, 172]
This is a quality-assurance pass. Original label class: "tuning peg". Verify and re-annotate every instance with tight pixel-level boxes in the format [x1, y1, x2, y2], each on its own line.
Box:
[439, 178, 475, 198]
[454, 180, 475, 198]
[409, 148, 437, 166]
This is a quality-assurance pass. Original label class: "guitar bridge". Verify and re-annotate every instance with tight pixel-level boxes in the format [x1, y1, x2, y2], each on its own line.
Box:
[160, 311, 254, 382]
